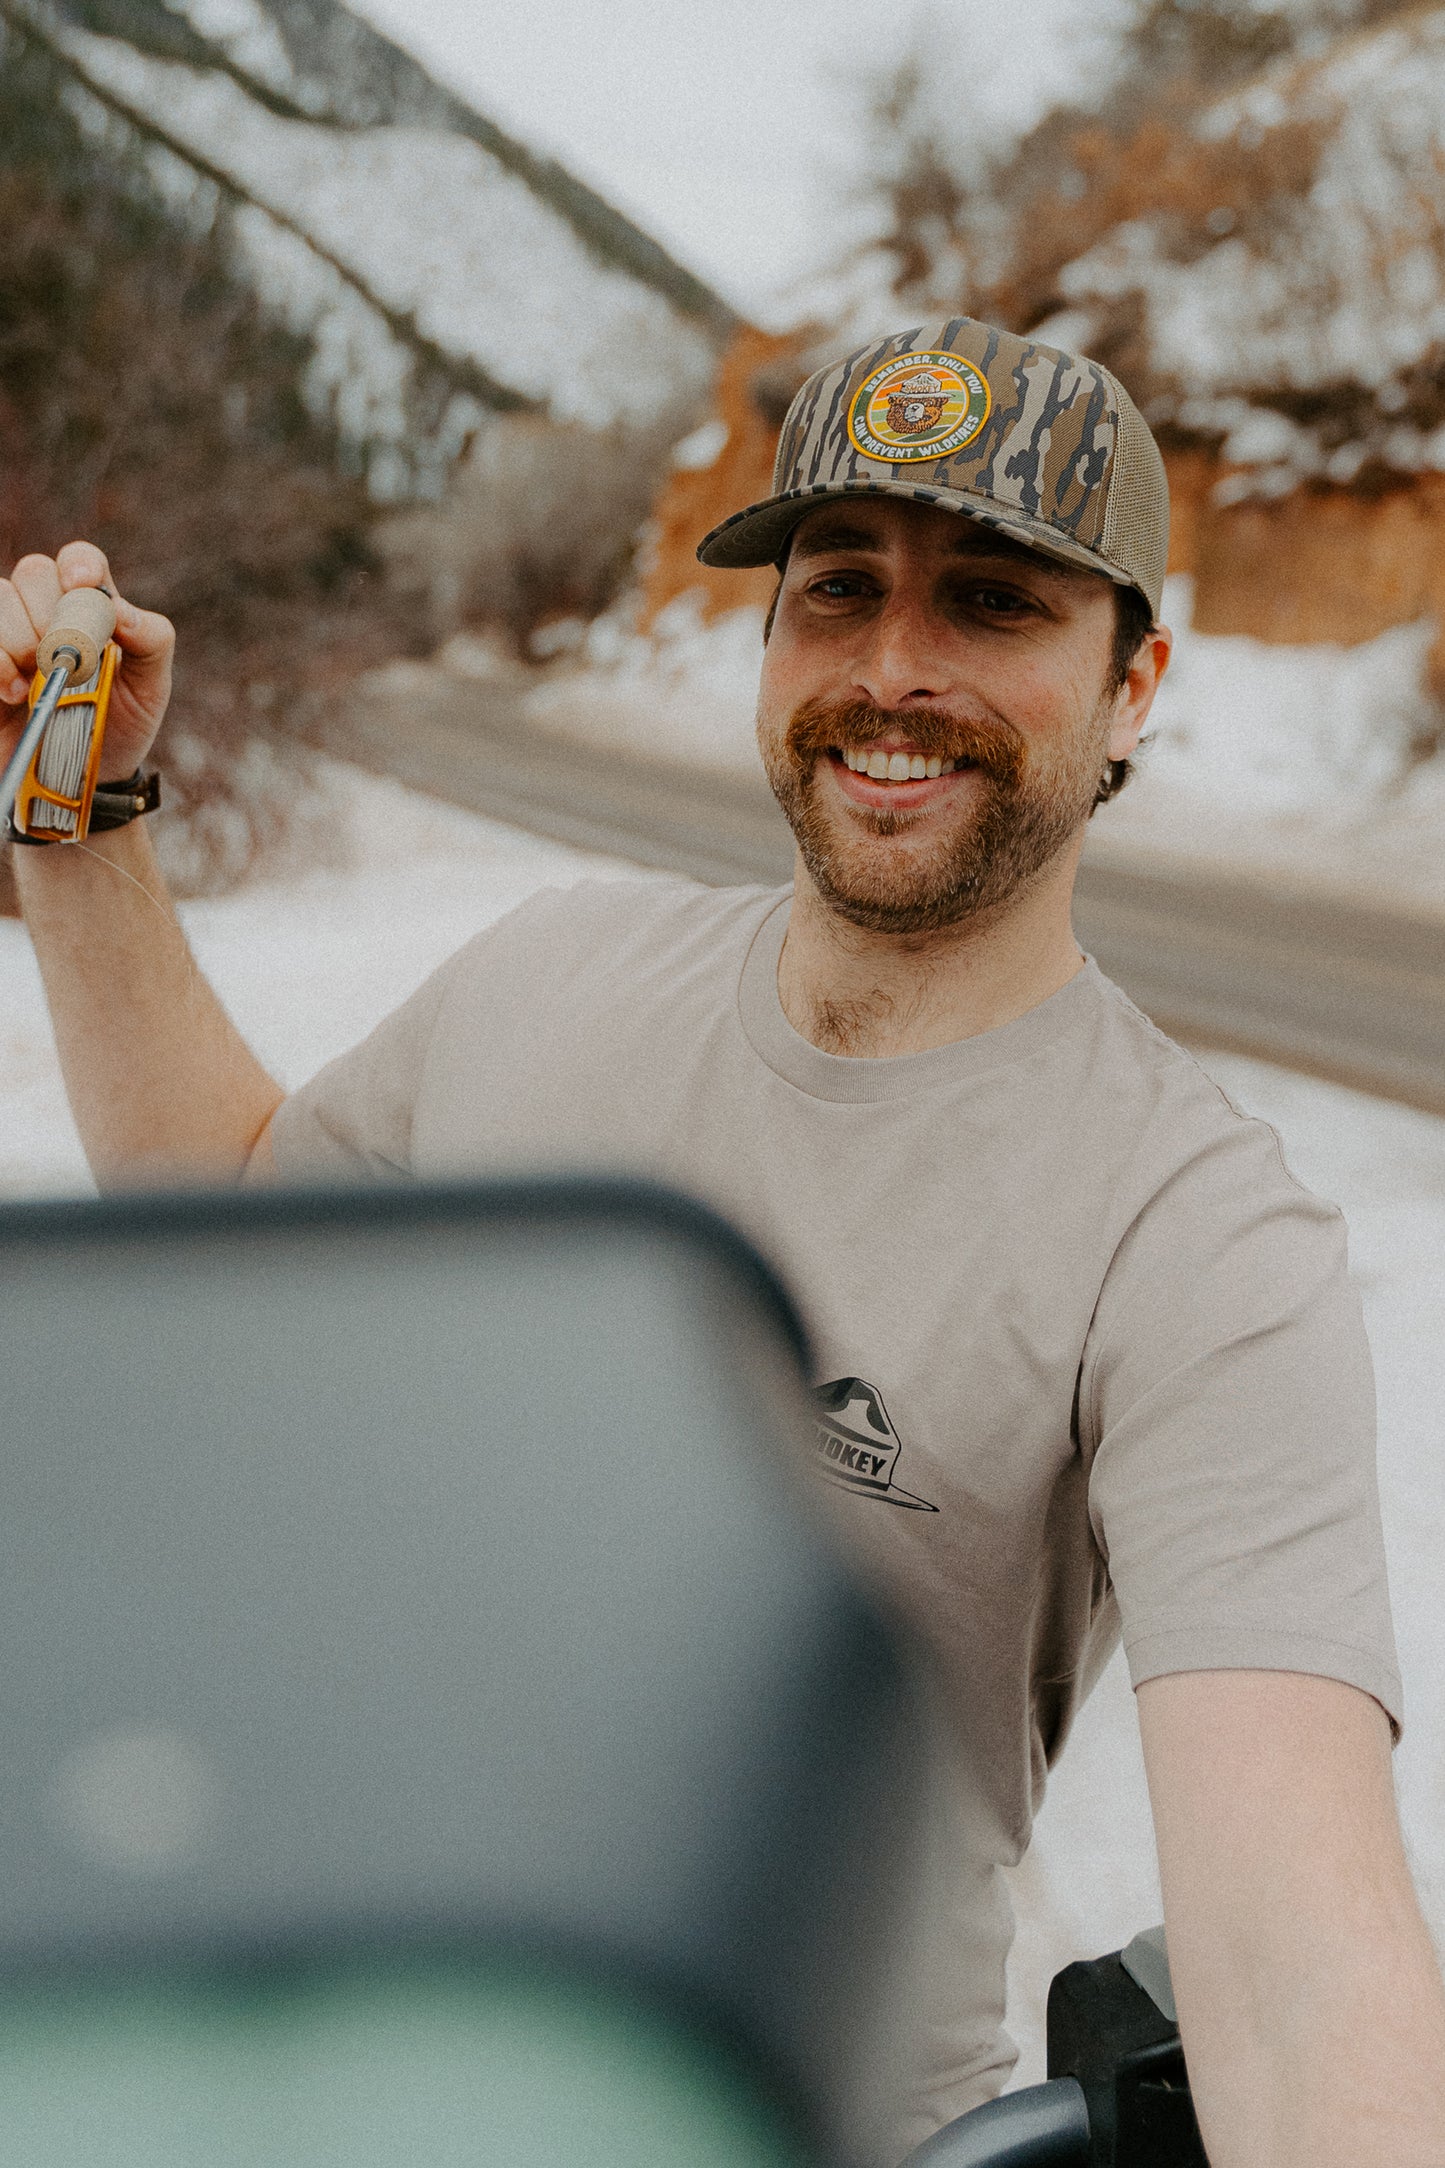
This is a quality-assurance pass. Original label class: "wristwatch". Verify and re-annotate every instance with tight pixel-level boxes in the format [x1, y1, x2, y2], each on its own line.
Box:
[87, 769, 162, 832]
[5, 767, 160, 845]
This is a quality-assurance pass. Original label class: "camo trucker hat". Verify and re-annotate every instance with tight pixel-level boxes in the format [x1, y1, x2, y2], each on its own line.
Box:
[696, 317, 1170, 618]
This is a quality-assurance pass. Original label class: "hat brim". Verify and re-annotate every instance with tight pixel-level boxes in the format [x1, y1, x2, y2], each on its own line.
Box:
[827, 1466, 939, 1513]
[696, 478, 1146, 607]
[879, 1482, 938, 1512]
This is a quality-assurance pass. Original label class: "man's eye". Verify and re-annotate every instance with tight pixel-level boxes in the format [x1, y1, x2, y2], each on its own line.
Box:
[801, 572, 870, 598]
[966, 584, 1039, 617]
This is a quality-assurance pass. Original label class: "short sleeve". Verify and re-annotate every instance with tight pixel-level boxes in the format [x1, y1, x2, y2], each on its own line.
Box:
[1082, 1119, 1403, 1733]
[268, 949, 461, 1179]
[267, 877, 688, 1183]
[268, 884, 574, 1178]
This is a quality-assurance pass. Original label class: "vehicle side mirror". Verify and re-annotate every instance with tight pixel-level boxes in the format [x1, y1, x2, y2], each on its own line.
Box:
[0, 1176, 943, 2168]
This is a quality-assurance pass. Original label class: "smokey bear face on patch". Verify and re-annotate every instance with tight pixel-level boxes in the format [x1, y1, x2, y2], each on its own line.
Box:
[884, 370, 947, 437]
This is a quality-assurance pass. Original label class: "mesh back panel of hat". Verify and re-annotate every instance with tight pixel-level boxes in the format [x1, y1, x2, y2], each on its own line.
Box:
[1099, 372, 1170, 617]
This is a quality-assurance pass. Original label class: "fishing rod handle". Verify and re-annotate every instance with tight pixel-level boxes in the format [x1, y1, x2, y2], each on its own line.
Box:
[37, 588, 118, 684]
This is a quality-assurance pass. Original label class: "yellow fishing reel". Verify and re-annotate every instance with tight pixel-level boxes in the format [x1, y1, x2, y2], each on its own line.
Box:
[12, 637, 121, 842]
[1, 588, 121, 844]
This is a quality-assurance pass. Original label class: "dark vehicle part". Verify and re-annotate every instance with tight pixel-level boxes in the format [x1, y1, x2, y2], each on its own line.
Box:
[906, 2077, 1090, 2163]
[0, 1177, 943, 2167]
[904, 1927, 1207, 2167]
[1048, 1927, 1207, 2166]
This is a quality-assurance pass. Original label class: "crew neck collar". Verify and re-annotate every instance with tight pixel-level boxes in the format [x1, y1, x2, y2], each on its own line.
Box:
[737, 892, 1103, 1104]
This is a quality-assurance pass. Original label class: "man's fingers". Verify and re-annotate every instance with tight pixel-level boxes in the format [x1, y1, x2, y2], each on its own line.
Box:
[113, 593, 176, 664]
[10, 553, 63, 637]
[53, 545, 172, 671]
[54, 540, 114, 596]
[1, 550, 175, 762]
[0, 580, 40, 703]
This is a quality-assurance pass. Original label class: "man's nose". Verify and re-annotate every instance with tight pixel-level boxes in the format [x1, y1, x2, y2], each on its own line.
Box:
[851, 594, 955, 711]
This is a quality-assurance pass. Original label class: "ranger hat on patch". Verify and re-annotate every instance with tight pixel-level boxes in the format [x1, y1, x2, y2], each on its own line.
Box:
[696, 316, 1170, 619]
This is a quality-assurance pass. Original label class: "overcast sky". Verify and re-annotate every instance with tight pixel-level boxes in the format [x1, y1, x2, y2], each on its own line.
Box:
[347, 0, 1117, 321]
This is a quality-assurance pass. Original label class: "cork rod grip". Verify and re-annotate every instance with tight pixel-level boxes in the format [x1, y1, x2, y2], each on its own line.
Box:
[37, 588, 118, 683]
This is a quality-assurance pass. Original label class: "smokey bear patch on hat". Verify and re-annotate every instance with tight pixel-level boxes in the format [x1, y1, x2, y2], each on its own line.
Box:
[848, 351, 992, 461]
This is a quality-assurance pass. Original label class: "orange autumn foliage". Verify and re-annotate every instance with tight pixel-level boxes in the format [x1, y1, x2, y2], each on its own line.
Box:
[639, 327, 810, 628]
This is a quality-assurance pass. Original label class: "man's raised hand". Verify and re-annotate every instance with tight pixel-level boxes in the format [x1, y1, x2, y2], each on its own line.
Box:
[0, 542, 174, 782]
[5, 540, 285, 1187]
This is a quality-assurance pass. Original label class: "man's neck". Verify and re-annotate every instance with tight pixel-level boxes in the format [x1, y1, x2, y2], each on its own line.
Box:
[775, 841, 1088, 1059]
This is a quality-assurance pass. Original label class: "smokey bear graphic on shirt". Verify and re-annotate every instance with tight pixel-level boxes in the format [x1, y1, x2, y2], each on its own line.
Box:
[813, 1377, 938, 1511]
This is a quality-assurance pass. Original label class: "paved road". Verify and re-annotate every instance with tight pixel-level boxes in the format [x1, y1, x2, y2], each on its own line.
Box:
[321, 677, 1445, 1116]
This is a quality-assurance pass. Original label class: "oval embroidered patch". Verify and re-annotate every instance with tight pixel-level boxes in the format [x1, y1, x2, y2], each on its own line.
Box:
[847, 350, 992, 464]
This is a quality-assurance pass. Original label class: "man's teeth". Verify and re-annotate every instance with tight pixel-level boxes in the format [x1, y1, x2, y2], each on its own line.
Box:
[841, 749, 957, 780]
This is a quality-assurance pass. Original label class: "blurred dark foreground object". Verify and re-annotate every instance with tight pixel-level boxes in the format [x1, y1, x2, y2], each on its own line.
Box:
[0, 1176, 1209, 2168]
[0, 1177, 939, 2168]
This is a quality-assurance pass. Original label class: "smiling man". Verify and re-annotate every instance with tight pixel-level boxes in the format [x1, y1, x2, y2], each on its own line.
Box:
[751, 499, 1154, 1052]
[6, 317, 1445, 2166]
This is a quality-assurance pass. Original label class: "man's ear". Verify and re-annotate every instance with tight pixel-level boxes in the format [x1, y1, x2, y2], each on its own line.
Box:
[1108, 625, 1173, 763]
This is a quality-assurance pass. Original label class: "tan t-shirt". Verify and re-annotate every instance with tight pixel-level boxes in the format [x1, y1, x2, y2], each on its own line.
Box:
[272, 878, 1401, 2145]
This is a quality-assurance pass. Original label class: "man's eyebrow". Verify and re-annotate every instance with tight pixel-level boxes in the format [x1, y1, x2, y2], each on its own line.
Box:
[789, 521, 884, 560]
[788, 516, 1067, 580]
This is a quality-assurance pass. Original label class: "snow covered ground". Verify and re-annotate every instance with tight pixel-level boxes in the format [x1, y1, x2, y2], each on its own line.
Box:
[2, 767, 1442, 2087]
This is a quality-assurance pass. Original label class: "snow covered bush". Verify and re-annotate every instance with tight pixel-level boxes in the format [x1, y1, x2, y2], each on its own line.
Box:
[372, 409, 692, 657]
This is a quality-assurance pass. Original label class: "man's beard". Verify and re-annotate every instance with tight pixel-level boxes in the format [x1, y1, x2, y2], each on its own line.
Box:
[758, 693, 1109, 936]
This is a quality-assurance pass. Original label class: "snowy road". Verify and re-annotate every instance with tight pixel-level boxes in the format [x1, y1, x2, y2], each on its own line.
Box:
[1, 769, 1441, 2083]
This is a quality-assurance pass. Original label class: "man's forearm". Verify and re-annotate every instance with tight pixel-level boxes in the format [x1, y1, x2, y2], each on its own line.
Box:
[14, 823, 284, 1186]
[1140, 1671, 1445, 2168]
[1173, 1836, 1445, 2166]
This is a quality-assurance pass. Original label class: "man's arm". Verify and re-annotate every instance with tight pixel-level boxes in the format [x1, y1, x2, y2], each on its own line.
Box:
[4, 542, 282, 1186]
[1138, 1667, 1445, 2168]
[15, 820, 283, 1185]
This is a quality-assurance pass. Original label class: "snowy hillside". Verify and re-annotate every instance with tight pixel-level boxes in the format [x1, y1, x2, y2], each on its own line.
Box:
[5, 0, 730, 481]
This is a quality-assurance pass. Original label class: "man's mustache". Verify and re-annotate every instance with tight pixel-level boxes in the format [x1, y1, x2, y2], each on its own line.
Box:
[784, 697, 1026, 786]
